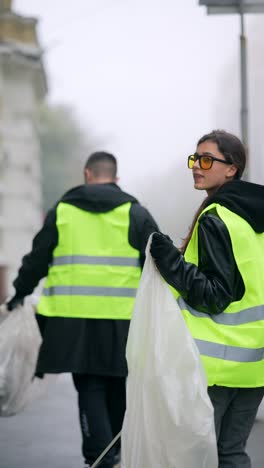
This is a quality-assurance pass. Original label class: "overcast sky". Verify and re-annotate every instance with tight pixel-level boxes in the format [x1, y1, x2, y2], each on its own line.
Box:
[13, 1, 264, 237]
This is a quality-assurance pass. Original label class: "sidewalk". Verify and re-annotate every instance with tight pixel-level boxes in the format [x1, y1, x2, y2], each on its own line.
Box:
[0, 374, 263, 468]
[0, 374, 121, 468]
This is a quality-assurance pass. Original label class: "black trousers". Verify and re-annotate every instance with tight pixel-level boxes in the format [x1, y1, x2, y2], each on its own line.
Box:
[208, 385, 264, 468]
[72, 374, 126, 468]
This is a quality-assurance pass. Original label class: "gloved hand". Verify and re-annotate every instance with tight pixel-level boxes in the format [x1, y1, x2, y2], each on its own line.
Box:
[150, 232, 174, 260]
[6, 294, 24, 311]
[150, 232, 182, 288]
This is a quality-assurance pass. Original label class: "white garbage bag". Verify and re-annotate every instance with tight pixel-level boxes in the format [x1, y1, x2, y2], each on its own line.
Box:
[0, 301, 42, 416]
[121, 239, 218, 468]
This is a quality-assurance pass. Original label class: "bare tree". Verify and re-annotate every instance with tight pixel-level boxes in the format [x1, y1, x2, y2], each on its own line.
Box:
[38, 103, 97, 213]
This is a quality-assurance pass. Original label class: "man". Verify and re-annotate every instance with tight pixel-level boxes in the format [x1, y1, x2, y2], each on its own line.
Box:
[7, 151, 159, 468]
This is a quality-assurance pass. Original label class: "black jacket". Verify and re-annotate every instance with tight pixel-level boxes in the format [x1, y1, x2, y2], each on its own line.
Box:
[13, 183, 159, 375]
[152, 180, 264, 315]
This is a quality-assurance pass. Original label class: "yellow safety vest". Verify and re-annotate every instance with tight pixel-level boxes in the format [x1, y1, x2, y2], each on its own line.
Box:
[37, 202, 141, 320]
[177, 203, 264, 387]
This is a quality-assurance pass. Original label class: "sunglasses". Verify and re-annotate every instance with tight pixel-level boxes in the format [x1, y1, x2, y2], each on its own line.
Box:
[187, 153, 233, 170]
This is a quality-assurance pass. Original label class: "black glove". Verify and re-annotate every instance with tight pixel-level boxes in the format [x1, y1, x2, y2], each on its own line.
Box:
[150, 232, 182, 287]
[150, 232, 174, 260]
[6, 294, 24, 311]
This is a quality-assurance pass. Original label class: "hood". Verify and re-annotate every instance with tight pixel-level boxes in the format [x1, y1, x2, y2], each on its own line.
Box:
[206, 180, 264, 233]
[59, 183, 138, 213]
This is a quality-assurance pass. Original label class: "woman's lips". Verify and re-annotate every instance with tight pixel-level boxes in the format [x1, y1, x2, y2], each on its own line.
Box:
[193, 173, 204, 182]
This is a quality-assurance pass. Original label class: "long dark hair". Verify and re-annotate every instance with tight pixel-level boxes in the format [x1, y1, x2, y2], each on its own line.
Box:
[181, 130, 246, 252]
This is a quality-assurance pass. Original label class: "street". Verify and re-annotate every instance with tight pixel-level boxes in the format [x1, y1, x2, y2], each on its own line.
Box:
[0, 374, 263, 468]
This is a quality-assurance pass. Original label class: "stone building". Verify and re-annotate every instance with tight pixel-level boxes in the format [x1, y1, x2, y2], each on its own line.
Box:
[0, 0, 47, 300]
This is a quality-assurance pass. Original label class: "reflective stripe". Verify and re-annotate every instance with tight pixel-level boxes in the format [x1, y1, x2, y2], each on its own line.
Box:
[43, 285, 137, 297]
[51, 255, 140, 267]
[195, 338, 264, 363]
[178, 297, 264, 325]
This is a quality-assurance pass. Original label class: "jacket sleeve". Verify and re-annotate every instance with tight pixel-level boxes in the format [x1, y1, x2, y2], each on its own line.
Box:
[13, 207, 58, 297]
[129, 203, 159, 268]
[153, 213, 244, 314]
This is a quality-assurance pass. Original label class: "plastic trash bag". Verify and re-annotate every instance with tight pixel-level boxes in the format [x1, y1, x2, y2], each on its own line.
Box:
[121, 239, 218, 468]
[0, 301, 42, 416]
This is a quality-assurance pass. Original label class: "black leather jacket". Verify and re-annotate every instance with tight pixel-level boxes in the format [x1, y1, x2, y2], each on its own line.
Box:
[177, 211, 244, 314]
[152, 211, 244, 315]
[152, 179, 264, 315]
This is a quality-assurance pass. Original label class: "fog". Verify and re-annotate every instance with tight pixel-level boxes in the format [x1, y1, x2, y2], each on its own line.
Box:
[15, 0, 264, 242]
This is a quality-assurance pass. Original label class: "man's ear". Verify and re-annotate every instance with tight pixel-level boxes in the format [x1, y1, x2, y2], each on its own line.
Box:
[84, 168, 92, 183]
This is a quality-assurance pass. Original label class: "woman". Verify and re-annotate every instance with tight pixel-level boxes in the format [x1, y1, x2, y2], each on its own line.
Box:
[150, 130, 264, 468]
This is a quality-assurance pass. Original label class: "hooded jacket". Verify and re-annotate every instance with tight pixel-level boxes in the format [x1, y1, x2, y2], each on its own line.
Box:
[12, 183, 159, 375]
[152, 180, 264, 315]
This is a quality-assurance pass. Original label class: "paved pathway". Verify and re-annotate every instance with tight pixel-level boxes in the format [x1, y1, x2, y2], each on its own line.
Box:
[0, 374, 263, 467]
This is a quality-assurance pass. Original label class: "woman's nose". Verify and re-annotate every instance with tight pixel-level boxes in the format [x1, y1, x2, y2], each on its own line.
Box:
[192, 158, 200, 169]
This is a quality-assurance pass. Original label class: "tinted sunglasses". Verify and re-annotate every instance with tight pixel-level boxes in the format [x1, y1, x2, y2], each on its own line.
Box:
[188, 153, 233, 170]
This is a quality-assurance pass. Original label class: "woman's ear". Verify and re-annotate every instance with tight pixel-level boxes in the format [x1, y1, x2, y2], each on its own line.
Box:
[226, 164, 238, 179]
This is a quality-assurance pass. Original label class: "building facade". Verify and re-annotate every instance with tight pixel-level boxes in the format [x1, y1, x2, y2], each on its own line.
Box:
[0, 0, 47, 299]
